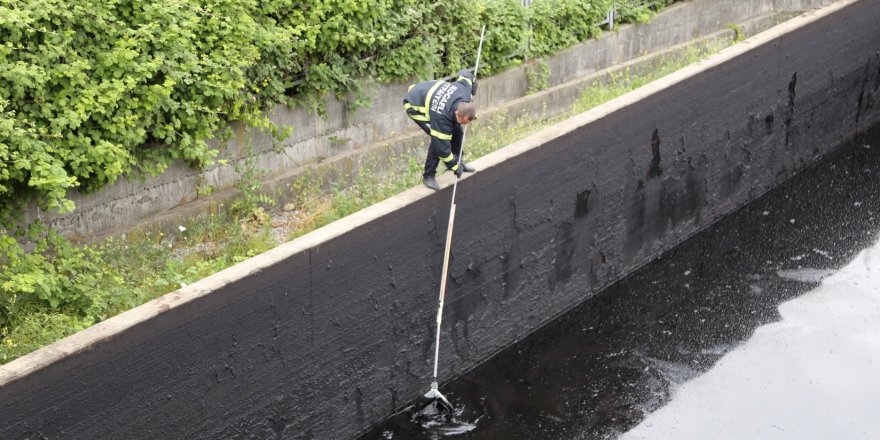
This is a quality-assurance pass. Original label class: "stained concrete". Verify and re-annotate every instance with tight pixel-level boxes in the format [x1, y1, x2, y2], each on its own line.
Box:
[359, 121, 880, 440]
[1, 1, 879, 439]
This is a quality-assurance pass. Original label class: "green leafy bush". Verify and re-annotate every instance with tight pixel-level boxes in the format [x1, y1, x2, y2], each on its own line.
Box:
[0, 222, 122, 332]
[0, 0, 679, 364]
[529, 0, 610, 56]
[615, 0, 675, 23]
[0, 0, 671, 219]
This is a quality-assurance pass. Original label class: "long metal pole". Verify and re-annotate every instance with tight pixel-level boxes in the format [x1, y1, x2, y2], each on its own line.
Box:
[428, 24, 487, 394]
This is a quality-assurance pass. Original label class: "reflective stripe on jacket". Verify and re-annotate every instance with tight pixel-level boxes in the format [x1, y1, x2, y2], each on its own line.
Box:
[403, 73, 475, 161]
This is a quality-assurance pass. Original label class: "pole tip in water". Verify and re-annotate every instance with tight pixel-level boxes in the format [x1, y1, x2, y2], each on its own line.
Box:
[424, 382, 454, 413]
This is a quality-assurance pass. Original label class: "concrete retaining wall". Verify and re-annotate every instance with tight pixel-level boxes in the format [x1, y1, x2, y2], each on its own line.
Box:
[26, 0, 839, 240]
[2, 0, 878, 439]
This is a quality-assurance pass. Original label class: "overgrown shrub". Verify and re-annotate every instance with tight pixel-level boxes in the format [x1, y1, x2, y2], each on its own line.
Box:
[0, 0, 677, 363]
[0, 222, 122, 333]
[0, 0, 669, 221]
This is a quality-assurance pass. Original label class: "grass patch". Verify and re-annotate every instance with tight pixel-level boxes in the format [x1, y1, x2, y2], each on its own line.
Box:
[572, 39, 730, 114]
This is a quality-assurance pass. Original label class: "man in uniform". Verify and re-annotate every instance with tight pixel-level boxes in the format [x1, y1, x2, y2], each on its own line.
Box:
[403, 69, 478, 190]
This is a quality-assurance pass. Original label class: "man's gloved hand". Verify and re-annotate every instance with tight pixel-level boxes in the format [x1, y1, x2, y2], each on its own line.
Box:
[455, 69, 477, 95]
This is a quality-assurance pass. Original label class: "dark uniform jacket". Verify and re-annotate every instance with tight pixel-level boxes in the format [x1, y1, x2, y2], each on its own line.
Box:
[403, 70, 476, 166]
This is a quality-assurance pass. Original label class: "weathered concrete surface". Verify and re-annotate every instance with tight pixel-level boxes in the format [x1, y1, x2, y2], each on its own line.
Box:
[1, 1, 879, 439]
[361, 122, 880, 439]
[23, 0, 839, 240]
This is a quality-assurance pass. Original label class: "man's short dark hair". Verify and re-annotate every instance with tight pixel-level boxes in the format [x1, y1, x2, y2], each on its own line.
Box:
[456, 102, 477, 121]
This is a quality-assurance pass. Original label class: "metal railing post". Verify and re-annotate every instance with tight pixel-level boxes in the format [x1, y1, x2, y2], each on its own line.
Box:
[609, 2, 616, 30]
[523, 0, 532, 61]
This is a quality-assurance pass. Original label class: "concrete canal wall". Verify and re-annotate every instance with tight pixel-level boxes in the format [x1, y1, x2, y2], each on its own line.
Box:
[1, 0, 878, 439]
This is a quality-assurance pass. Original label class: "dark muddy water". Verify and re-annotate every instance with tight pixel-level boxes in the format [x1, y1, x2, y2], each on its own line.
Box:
[357, 125, 880, 440]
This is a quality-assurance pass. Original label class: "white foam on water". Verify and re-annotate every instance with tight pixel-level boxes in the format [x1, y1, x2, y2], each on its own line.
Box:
[620, 238, 880, 440]
[776, 268, 836, 283]
[412, 400, 480, 438]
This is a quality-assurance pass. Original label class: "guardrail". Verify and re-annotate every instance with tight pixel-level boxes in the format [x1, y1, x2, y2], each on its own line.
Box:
[522, 0, 668, 30]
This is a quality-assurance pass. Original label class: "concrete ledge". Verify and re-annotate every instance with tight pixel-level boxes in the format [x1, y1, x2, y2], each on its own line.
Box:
[2, 0, 878, 439]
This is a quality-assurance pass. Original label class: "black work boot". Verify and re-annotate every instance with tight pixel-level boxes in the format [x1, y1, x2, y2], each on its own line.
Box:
[423, 176, 440, 190]
[461, 162, 476, 173]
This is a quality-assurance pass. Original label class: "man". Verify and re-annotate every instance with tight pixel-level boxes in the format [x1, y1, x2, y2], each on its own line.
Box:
[403, 69, 478, 190]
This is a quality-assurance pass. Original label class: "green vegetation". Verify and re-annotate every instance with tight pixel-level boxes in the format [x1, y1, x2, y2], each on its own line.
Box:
[571, 39, 731, 113]
[526, 59, 551, 94]
[0, 0, 671, 222]
[0, 31, 736, 364]
[726, 23, 746, 42]
[0, 1, 678, 347]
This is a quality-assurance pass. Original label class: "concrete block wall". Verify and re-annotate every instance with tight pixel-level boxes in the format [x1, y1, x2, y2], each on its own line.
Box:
[24, 0, 842, 239]
[2, 0, 878, 439]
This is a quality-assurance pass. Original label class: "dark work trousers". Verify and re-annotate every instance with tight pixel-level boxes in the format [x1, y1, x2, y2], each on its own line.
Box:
[409, 118, 463, 178]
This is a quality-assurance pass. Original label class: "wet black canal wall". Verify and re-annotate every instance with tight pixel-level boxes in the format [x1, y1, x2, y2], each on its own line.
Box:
[1, 1, 878, 439]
